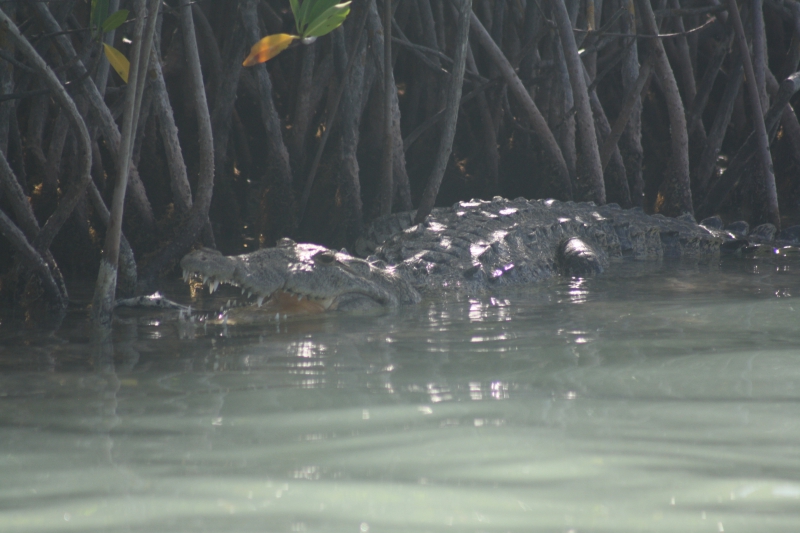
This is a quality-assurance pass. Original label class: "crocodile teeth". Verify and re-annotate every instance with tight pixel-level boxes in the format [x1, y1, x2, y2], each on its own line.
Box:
[275, 313, 280, 322]
[209, 279, 220, 293]
[257, 295, 265, 307]
[297, 294, 303, 301]
[226, 300, 231, 308]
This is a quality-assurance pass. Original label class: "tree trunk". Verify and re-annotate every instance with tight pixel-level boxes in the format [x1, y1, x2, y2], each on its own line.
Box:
[299, 4, 372, 222]
[151, 47, 193, 214]
[136, 0, 216, 292]
[379, 0, 393, 216]
[241, 0, 296, 239]
[335, 17, 370, 245]
[700, 72, 800, 219]
[725, 0, 779, 229]
[29, 1, 157, 232]
[291, 45, 317, 172]
[367, 0, 413, 211]
[414, 0, 472, 223]
[92, 0, 159, 327]
[694, 61, 742, 195]
[637, 0, 692, 216]
[551, 0, 605, 204]
[470, 11, 572, 200]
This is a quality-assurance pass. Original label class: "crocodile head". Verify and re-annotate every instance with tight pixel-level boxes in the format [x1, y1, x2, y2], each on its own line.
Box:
[180, 239, 421, 317]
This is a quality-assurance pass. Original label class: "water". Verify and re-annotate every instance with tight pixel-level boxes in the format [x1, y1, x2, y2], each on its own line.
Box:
[1, 254, 800, 532]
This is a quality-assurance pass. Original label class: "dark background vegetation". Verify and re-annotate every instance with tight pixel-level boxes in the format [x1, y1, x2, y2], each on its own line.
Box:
[1, 0, 800, 315]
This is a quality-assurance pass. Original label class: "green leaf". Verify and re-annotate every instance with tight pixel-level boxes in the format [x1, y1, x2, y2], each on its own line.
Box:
[289, 0, 301, 34]
[295, 0, 314, 34]
[303, 2, 351, 38]
[301, 0, 343, 33]
[91, 0, 110, 30]
[103, 42, 130, 83]
[304, 11, 349, 38]
[101, 9, 129, 33]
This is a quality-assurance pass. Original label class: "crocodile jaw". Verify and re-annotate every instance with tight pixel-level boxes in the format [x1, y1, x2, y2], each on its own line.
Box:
[180, 269, 347, 315]
[179, 245, 401, 315]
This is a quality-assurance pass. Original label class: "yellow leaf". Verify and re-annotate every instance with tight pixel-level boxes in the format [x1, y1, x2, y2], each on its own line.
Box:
[243, 34, 297, 66]
[103, 42, 129, 83]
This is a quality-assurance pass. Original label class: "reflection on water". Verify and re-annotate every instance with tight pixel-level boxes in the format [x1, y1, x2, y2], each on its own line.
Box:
[1, 255, 800, 532]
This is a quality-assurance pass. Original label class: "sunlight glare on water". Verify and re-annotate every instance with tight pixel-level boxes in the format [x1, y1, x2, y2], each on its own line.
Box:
[1, 255, 800, 532]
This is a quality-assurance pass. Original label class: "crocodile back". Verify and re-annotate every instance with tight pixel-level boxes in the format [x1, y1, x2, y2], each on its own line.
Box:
[354, 211, 416, 257]
[362, 198, 721, 294]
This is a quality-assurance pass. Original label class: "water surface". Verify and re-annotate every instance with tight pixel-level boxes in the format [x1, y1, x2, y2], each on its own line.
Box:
[1, 255, 799, 532]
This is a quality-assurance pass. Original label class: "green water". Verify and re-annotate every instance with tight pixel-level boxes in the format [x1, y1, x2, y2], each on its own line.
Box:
[1, 255, 799, 532]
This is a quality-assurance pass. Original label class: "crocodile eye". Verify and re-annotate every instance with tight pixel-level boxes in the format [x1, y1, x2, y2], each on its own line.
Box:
[313, 251, 336, 265]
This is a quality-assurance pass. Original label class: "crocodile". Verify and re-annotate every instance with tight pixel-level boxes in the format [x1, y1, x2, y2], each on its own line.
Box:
[180, 197, 740, 319]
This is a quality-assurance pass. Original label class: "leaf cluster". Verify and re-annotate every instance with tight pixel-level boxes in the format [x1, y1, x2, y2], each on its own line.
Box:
[290, 0, 351, 40]
[243, 0, 351, 66]
[91, 0, 130, 82]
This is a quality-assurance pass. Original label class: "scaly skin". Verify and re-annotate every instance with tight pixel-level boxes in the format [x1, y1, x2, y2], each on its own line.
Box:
[181, 198, 724, 316]
[180, 239, 421, 316]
